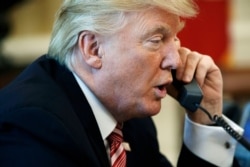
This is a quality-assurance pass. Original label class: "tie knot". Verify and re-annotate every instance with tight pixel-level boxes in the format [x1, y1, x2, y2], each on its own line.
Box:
[107, 123, 127, 167]
[108, 124, 123, 144]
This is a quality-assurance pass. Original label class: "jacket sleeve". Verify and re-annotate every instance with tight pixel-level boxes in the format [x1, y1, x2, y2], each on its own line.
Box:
[0, 107, 85, 167]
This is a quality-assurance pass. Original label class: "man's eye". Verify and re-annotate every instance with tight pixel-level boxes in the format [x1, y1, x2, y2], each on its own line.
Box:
[149, 37, 162, 44]
[144, 35, 164, 49]
[150, 39, 161, 44]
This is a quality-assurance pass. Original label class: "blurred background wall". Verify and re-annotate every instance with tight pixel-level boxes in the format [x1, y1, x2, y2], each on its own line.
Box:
[0, 0, 61, 66]
[0, 0, 250, 166]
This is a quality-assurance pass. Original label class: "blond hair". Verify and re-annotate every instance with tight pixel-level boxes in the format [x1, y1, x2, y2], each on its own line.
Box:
[48, 0, 198, 70]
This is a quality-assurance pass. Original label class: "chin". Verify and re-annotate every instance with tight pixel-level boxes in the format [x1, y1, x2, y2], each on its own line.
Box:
[125, 101, 161, 119]
[140, 107, 161, 118]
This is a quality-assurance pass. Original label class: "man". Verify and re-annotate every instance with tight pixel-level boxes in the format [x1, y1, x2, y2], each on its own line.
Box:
[0, 0, 242, 166]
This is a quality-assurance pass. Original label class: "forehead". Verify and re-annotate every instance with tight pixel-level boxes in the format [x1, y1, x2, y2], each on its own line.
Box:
[123, 7, 183, 36]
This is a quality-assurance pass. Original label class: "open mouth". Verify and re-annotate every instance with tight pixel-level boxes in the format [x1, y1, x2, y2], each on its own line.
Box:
[158, 85, 166, 91]
[157, 82, 169, 90]
[155, 84, 167, 98]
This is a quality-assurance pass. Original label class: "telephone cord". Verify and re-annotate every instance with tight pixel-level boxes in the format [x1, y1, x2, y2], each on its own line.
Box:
[195, 104, 250, 151]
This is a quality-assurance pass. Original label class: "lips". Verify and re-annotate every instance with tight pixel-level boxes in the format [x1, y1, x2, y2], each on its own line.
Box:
[158, 85, 166, 91]
[154, 84, 167, 98]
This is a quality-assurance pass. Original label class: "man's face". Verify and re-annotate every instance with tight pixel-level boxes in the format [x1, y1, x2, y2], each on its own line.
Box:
[94, 7, 182, 121]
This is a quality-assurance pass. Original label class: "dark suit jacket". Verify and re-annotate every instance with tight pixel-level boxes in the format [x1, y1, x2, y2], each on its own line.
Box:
[0, 55, 237, 167]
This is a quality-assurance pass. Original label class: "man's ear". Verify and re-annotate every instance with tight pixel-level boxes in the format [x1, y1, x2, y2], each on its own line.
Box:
[78, 31, 102, 69]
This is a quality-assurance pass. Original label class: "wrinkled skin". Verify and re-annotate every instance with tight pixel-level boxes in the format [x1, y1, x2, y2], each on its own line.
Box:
[73, 7, 222, 125]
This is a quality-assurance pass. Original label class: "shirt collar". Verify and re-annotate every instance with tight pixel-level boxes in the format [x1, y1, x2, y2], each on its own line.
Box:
[73, 73, 117, 140]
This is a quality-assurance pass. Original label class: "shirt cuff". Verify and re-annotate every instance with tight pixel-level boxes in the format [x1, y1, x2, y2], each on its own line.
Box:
[183, 114, 243, 167]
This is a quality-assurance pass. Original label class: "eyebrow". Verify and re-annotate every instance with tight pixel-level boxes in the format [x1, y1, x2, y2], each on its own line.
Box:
[140, 22, 185, 40]
[141, 25, 170, 40]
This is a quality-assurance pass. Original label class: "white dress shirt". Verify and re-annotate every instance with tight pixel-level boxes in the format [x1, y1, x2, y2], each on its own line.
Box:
[73, 73, 116, 153]
[73, 73, 243, 167]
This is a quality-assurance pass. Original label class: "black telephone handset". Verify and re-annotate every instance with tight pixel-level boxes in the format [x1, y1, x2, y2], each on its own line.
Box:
[171, 70, 203, 112]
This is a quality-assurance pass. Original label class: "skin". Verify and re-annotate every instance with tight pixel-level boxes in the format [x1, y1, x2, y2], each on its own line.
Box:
[72, 7, 223, 125]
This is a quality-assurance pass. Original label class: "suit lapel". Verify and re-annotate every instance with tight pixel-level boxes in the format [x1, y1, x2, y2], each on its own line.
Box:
[43, 56, 110, 167]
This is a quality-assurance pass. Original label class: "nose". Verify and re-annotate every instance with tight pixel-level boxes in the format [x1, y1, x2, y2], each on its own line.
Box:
[161, 37, 181, 70]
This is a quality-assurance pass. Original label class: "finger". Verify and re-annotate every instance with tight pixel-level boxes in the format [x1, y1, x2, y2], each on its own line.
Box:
[174, 36, 181, 48]
[182, 51, 202, 82]
[194, 55, 212, 85]
[177, 48, 201, 82]
[195, 55, 221, 87]
[176, 47, 189, 79]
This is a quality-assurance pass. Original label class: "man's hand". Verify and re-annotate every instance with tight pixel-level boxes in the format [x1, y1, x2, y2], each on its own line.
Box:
[171, 47, 223, 125]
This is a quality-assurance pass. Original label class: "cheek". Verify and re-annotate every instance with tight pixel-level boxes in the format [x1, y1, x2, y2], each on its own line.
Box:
[133, 55, 161, 82]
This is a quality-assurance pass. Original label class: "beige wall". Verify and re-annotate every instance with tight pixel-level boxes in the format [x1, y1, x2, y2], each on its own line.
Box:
[9, 0, 61, 36]
[230, 0, 250, 67]
[2, 0, 61, 65]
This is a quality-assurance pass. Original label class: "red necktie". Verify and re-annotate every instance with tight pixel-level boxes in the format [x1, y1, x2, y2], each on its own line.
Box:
[107, 124, 126, 167]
